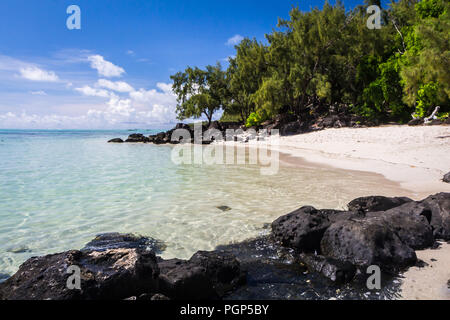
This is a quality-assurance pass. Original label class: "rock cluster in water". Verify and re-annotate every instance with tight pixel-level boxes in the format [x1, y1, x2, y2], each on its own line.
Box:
[108, 111, 397, 145]
[0, 233, 245, 300]
[0, 193, 448, 300]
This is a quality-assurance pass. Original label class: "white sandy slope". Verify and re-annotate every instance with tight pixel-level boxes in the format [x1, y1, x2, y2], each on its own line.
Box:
[258, 125, 450, 200]
[220, 124, 450, 300]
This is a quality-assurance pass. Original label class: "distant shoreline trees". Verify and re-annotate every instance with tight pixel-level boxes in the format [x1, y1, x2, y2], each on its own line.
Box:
[171, 0, 449, 126]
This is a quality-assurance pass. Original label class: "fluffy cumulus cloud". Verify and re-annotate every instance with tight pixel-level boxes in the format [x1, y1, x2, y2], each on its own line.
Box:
[75, 85, 112, 98]
[226, 34, 244, 46]
[19, 66, 59, 82]
[87, 55, 125, 78]
[0, 53, 181, 129]
[97, 79, 134, 93]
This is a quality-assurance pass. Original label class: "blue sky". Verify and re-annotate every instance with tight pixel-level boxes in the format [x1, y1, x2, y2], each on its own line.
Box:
[0, 0, 389, 129]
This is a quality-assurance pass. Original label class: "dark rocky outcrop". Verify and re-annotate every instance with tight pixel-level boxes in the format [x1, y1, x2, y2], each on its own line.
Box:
[189, 251, 246, 297]
[374, 193, 450, 241]
[419, 193, 450, 240]
[320, 218, 417, 272]
[348, 196, 413, 213]
[271, 206, 331, 252]
[158, 258, 218, 300]
[443, 172, 450, 183]
[0, 248, 160, 300]
[366, 209, 434, 250]
[125, 133, 150, 143]
[3, 193, 448, 300]
[108, 138, 124, 143]
[158, 250, 245, 300]
[299, 253, 356, 283]
[218, 236, 399, 300]
[0, 234, 245, 301]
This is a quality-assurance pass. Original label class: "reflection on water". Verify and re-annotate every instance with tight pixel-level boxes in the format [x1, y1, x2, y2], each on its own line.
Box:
[0, 130, 410, 276]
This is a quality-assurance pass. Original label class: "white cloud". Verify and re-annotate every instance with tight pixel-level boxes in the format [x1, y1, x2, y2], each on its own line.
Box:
[30, 90, 47, 96]
[87, 55, 125, 78]
[0, 82, 178, 129]
[97, 79, 134, 93]
[75, 85, 112, 98]
[19, 66, 59, 82]
[126, 50, 135, 56]
[226, 34, 244, 46]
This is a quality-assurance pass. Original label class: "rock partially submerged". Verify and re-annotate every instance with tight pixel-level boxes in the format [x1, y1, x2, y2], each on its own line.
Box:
[2, 193, 448, 299]
[82, 233, 166, 255]
[126, 133, 150, 143]
[6, 245, 32, 254]
[443, 172, 450, 183]
[0, 234, 245, 300]
[0, 248, 160, 300]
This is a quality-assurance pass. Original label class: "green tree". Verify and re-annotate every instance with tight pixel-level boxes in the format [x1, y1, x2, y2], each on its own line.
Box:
[225, 38, 268, 122]
[400, 0, 450, 116]
[171, 63, 227, 125]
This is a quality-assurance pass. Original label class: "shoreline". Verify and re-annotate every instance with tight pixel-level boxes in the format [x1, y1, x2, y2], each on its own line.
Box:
[1, 125, 448, 300]
[217, 125, 450, 300]
[227, 125, 450, 200]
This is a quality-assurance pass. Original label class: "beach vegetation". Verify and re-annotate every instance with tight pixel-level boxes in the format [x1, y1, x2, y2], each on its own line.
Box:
[171, 0, 449, 125]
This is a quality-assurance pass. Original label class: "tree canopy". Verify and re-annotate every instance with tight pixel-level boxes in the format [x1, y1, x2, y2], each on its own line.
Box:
[171, 0, 449, 126]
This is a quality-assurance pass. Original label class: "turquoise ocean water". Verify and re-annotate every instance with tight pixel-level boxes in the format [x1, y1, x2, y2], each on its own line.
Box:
[0, 129, 407, 277]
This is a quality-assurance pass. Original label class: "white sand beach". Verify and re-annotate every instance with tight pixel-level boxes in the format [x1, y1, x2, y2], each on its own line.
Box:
[221, 124, 450, 300]
[245, 125, 450, 200]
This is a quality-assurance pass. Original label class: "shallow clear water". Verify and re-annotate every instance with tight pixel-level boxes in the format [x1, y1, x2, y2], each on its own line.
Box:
[0, 130, 407, 276]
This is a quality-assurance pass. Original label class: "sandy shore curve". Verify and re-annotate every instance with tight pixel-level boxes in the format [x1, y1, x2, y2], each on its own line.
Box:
[220, 124, 450, 300]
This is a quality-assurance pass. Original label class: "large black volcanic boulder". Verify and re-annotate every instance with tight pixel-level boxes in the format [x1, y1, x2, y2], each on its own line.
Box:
[189, 251, 246, 297]
[348, 196, 413, 213]
[271, 206, 331, 252]
[157, 251, 245, 300]
[108, 138, 124, 143]
[418, 193, 450, 240]
[320, 218, 417, 272]
[157, 259, 218, 300]
[378, 193, 450, 241]
[299, 253, 356, 284]
[367, 211, 433, 250]
[0, 249, 160, 300]
[444, 172, 450, 183]
[125, 133, 150, 143]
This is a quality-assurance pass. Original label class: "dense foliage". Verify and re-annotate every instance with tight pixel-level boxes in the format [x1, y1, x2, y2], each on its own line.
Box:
[171, 0, 449, 125]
